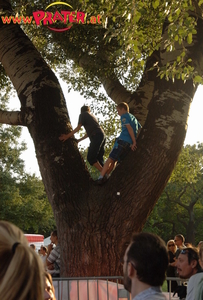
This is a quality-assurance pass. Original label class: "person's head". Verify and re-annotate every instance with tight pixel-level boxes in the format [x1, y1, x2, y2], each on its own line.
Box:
[50, 230, 58, 245]
[81, 105, 90, 113]
[44, 272, 56, 300]
[176, 247, 201, 279]
[30, 243, 36, 250]
[0, 220, 44, 300]
[167, 239, 177, 254]
[40, 246, 48, 256]
[174, 234, 185, 248]
[123, 232, 168, 292]
[117, 102, 129, 116]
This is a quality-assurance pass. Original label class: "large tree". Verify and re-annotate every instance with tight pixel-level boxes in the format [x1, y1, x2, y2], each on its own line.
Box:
[0, 0, 203, 276]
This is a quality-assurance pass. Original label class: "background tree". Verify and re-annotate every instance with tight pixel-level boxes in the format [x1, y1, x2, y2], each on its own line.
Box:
[0, 79, 55, 236]
[0, 0, 203, 276]
[144, 143, 203, 245]
[16, 174, 56, 236]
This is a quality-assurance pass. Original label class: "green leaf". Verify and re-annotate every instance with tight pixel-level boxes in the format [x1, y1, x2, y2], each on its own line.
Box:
[187, 33, 193, 44]
[152, 0, 160, 9]
[194, 75, 203, 83]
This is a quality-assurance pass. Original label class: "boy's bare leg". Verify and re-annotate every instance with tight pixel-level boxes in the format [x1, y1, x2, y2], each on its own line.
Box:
[93, 161, 103, 172]
[106, 161, 117, 175]
[100, 158, 114, 177]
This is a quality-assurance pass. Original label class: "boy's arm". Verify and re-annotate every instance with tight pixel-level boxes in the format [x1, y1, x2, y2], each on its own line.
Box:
[59, 124, 82, 142]
[126, 124, 137, 151]
[77, 133, 88, 143]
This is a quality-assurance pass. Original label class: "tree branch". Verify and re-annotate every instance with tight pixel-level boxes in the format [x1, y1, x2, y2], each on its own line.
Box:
[0, 110, 23, 125]
[177, 214, 188, 227]
[78, 49, 160, 126]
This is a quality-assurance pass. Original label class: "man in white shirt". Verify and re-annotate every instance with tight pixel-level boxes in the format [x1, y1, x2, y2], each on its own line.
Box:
[122, 232, 168, 300]
[174, 234, 186, 258]
[176, 247, 203, 300]
[46, 230, 60, 277]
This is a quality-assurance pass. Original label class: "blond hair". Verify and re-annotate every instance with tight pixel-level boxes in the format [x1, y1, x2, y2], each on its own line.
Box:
[117, 102, 129, 112]
[199, 243, 203, 262]
[166, 239, 177, 252]
[44, 271, 56, 300]
[0, 220, 44, 300]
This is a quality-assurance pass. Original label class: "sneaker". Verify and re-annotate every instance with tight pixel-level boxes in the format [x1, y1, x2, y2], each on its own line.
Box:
[95, 174, 109, 185]
[95, 177, 104, 185]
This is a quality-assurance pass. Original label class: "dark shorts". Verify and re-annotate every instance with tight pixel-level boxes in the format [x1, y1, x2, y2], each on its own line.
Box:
[109, 139, 131, 162]
[87, 131, 106, 166]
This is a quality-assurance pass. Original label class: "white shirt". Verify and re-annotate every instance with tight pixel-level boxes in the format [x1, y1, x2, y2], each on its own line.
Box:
[132, 287, 167, 300]
[186, 272, 203, 300]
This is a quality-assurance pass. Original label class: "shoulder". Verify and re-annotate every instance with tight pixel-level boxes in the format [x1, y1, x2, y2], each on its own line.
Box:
[128, 113, 139, 123]
[134, 287, 167, 300]
[189, 272, 203, 284]
[187, 273, 203, 298]
[54, 244, 60, 254]
[121, 113, 130, 123]
[48, 246, 60, 260]
[80, 111, 89, 117]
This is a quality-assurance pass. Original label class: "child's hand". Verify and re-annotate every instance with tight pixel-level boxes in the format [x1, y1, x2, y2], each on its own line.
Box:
[59, 134, 68, 142]
[131, 142, 137, 151]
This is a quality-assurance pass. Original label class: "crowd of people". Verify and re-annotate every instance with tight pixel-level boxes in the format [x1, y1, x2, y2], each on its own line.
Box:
[121, 232, 203, 300]
[2, 219, 203, 300]
[29, 230, 61, 279]
[165, 234, 203, 300]
[59, 102, 141, 184]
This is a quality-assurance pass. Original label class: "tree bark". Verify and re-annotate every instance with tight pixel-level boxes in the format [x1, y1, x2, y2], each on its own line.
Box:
[0, 110, 22, 125]
[0, 2, 203, 276]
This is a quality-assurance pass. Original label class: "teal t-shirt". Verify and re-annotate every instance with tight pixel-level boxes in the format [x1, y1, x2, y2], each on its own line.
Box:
[119, 113, 141, 144]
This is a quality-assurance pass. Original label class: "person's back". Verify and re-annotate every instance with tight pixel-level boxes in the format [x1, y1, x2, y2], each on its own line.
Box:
[78, 110, 103, 138]
[59, 105, 106, 172]
[119, 112, 141, 144]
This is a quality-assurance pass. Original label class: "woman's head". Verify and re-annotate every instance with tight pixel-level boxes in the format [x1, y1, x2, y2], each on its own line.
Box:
[0, 220, 44, 300]
[167, 239, 177, 253]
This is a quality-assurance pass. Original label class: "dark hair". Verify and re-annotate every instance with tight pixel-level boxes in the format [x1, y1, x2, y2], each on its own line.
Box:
[180, 247, 201, 270]
[81, 105, 90, 113]
[127, 232, 168, 286]
[175, 234, 185, 243]
[52, 230, 57, 237]
[30, 244, 36, 249]
[41, 246, 47, 253]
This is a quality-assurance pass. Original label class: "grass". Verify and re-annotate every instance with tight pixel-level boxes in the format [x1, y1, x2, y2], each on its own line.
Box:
[162, 280, 168, 292]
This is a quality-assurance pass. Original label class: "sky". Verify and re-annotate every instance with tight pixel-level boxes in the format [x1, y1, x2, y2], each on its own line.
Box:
[13, 82, 203, 178]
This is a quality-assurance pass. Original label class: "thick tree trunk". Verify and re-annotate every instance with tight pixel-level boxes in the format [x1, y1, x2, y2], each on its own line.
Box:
[0, 2, 203, 276]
